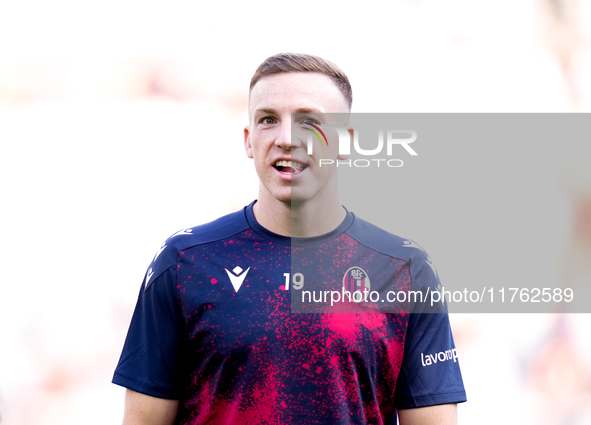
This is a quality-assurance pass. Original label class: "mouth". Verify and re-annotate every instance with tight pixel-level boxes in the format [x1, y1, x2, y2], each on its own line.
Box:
[274, 160, 309, 175]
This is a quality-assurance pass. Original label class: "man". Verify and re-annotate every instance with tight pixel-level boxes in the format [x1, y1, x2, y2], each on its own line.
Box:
[113, 53, 466, 424]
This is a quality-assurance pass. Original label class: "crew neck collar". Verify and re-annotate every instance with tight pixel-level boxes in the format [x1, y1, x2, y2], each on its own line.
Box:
[244, 201, 354, 247]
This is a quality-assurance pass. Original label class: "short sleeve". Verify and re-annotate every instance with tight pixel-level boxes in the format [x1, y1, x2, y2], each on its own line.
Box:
[112, 260, 184, 399]
[393, 248, 467, 409]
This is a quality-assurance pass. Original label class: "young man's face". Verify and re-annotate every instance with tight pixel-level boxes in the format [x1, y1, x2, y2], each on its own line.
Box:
[245, 72, 349, 206]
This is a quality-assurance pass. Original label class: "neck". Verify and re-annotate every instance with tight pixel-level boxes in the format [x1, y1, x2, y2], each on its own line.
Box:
[253, 188, 346, 238]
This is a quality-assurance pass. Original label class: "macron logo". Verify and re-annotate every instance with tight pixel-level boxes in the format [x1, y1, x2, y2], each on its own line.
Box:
[421, 348, 458, 367]
[225, 266, 250, 293]
[144, 268, 155, 291]
[402, 239, 424, 251]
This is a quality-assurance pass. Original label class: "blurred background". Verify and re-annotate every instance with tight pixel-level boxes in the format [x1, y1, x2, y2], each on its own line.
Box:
[1, 0, 590, 424]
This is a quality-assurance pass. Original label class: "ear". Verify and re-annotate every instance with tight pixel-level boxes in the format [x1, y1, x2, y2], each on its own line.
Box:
[337, 127, 354, 160]
[244, 126, 254, 159]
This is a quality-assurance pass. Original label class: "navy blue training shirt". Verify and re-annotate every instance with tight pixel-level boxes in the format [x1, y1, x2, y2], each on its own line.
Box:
[113, 201, 466, 424]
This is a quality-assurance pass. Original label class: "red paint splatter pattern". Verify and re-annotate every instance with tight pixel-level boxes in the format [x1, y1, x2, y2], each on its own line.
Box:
[174, 229, 411, 424]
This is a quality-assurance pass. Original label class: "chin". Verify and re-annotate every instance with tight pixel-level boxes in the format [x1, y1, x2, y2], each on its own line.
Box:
[287, 189, 317, 205]
[268, 189, 293, 205]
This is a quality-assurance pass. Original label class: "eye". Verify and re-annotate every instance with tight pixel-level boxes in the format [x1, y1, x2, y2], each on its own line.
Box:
[302, 117, 319, 126]
[261, 117, 276, 125]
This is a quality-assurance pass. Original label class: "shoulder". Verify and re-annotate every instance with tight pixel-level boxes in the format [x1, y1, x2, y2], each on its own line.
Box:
[144, 208, 250, 291]
[166, 208, 250, 251]
[346, 214, 440, 290]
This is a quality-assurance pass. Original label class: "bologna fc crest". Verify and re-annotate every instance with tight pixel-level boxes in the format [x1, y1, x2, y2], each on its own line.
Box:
[342, 266, 371, 300]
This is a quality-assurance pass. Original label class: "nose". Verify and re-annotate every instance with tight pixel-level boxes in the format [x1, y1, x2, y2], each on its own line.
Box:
[275, 120, 291, 150]
[275, 120, 302, 150]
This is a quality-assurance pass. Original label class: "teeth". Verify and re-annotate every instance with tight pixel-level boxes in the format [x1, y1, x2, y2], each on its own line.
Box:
[275, 160, 304, 168]
[274, 160, 305, 174]
[275, 161, 304, 168]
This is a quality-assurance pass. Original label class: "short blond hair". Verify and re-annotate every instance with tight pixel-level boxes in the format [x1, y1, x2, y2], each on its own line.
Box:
[250, 53, 352, 109]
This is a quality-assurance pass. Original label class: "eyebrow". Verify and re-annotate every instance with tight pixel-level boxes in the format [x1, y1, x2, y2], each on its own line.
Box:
[294, 108, 323, 114]
[252, 107, 324, 118]
[253, 108, 278, 117]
